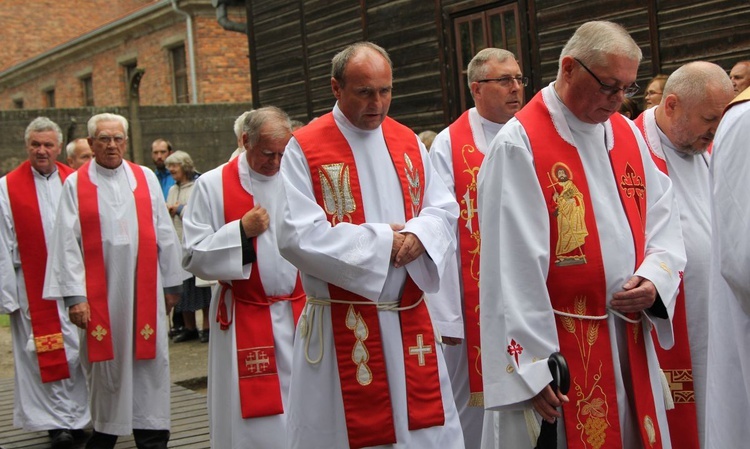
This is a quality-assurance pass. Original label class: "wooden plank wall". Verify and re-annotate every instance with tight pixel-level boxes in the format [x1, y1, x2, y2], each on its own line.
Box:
[656, 0, 750, 73]
[247, 0, 750, 131]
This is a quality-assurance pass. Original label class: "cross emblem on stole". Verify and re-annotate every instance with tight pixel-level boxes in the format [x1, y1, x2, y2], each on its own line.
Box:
[408, 333, 433, 366]
[245, 349, 271, 375]
[35, 333, 63, 353]
[91, 325, 108, 341]
[140, 324, 154, 340]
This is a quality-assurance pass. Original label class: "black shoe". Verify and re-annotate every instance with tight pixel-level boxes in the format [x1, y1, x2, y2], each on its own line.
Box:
[173, 329, 199, 343]
[168, 326, 184, 338]
[199, 330, 209, 343]
[49, 429, 74, 449]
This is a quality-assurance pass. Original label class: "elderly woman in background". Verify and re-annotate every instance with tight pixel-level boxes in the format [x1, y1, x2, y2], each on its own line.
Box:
[644, 73, 669, 110]
[165, 150, 211, 343]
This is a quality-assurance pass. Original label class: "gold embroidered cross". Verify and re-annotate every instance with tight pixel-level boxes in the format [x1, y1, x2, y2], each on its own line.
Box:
[35, 333, 63, 353]
[408, 334, 432, 366]
[91, 325, 108, 341]
[140, 324, 154, 340]
[245, 349, 270, 374]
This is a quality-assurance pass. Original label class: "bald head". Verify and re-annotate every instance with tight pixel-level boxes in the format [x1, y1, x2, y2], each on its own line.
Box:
[655, 61, 734, 154]
[730, 61, 750, 94]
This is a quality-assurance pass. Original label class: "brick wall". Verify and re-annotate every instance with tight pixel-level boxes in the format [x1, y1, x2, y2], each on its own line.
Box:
[1, 2, 252, 110]
[0, 0, 154, 72]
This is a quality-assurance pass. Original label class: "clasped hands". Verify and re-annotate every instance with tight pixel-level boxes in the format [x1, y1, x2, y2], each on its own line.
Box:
[390, 224, 425, 268]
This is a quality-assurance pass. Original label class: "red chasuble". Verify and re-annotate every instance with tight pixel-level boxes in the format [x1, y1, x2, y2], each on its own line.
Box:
[634, 112, 701, 449]
[517, 93, 664, 449]
[294, 113, 445, 449]
[448, 110, 485, 406]
[218, 156, 305, 419]
[77, 161, 158, 362]
[6, 161, 74, 383]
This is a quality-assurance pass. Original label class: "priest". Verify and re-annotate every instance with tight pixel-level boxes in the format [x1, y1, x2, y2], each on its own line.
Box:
[182, 106, 303, 448]
[428, 47, 525, 449]
[0, 117, 90, 449]
[276, 42, 464, 448]
[43, 113, 187, 449]
[478, 21, 686, 448]
[634, 61, 734, 447]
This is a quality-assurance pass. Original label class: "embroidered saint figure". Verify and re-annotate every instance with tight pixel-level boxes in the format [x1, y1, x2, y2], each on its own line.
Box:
[547, 163, 588, 266]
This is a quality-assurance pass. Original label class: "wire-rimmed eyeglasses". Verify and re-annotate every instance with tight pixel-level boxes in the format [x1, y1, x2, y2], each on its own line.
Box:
[477, 76, 529, 88]
[574, 58, 639, 98]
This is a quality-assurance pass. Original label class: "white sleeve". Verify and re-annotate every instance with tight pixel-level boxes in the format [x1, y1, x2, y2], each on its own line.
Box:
[182, 168, 250, 281]
[0, 178, 20, 314]
[478, 124, 557, 410]
[712, 103, 750, 315]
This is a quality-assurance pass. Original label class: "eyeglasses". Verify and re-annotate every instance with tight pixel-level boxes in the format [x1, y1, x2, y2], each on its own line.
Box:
[477, 76, 529, 87]
[574, 58, 639, 98]
[645, 90, 663, 97]
[95, 134, 127, 145]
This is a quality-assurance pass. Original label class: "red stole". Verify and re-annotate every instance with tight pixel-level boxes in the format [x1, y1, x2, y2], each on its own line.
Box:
[448, 110, 484, 406]
[6, 161, 74, 383]
[77, 161, 158, 362]
[518, 92, 663, 449]
[294, 113, 444, 449]
[218, 157, 305, 419]
[634, 112, 701, 449]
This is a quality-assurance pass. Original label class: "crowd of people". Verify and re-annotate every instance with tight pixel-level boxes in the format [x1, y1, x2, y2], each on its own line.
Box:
[1, 19, 749, 449]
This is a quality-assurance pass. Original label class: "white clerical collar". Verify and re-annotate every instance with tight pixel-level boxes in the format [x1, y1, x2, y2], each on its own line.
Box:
[333, 103, 382, 135]
[89, 160, 137, 191]
[469, 108, 503, 154]
[543, 82, 615, 151]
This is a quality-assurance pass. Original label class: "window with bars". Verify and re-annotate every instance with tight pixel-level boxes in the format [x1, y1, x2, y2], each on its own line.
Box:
[171, 44, 189, 104]
[454, 4, 522, 111]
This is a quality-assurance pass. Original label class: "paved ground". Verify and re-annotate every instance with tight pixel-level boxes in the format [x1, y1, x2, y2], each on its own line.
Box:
[0, 313, 209, 394]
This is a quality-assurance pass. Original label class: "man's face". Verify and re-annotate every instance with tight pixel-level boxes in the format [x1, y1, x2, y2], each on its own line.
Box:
[332, 49, 393, 130]
[562, 53, 639, 124]
[26, 130, 62, 175]
[151, 141, 170, 169]
[244, 126, 291, 177]
[68, 139, 93, 169]
[471, 58, 524, 124]
[89, 121, 128, 169]
[667, 85, 734, 154]
[730, 62, 750, 94]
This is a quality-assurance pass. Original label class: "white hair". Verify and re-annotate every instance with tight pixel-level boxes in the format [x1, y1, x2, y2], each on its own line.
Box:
[558, 21, 642, 78]
[87, 113, 129, 136]
[234, 110, 254, 139]
[24, 117, 63, 144]
[65, 138, 88, 158]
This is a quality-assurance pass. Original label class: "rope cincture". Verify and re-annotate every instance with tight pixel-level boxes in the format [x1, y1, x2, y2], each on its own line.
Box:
[301, 295, 426, 364]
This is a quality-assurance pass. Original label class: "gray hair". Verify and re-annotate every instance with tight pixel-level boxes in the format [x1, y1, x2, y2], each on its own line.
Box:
[331, 42, 392, 86]
[234, 110, 254, 139]
[24, 117, 63, 145]
[663, 61, 734, 107]
[164, 150, 195, 177]
[467, 48, 518, 86]
[65, 137, 88, 158]
[242, 106, 292, 148]
[87, 113, 129, 137]
[558, 21, 642, 78]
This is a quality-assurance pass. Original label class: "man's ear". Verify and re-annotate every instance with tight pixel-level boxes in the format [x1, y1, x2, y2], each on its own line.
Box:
[663, 94, 678, 117]
[331, 77, 342, 100]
